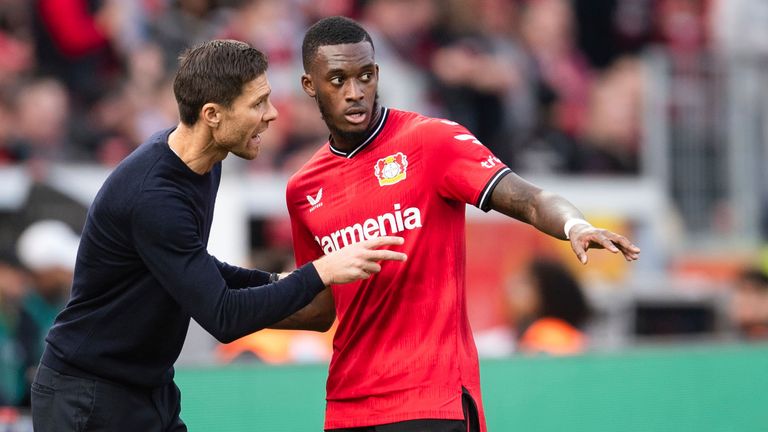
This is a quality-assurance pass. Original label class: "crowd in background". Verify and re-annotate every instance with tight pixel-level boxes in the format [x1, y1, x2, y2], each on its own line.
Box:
[0, 0, 727, 175]
[3, 0, 768, 410]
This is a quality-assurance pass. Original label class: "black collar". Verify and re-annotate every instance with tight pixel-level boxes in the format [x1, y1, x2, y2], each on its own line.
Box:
[328, 107, 389, 159]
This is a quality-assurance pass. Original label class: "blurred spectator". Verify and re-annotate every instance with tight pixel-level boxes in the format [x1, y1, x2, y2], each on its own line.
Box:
[0, 0, 660, 174]
[612, 0, 657, 56]
[359, 0, 438, 114]
[271, 94, 330, 173]
[431, 0, 536, 166]
[572, 0, 656, 70]
[0, 95, 17, 164]
[31, 0, 121, 104]
[514, 83, 582, 173]
[299, 0, 356, 23]
[14, 220, 79, 406]
[0, 12, 34, 88]
[6, 78, 72, 162]
[0, 255, 26, 406]
[572, 0, 617, 69]
[655, 0, 710, 61]
[519, 0, 593, 138]
[221, 0, 305, 98]
[507, 258, 591, 355]
[578, 57, 644, 173]
[150, 0, 227, 71]
[730, 268, 768, 340]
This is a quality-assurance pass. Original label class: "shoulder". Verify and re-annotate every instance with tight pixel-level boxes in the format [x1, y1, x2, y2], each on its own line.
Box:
[108, 130, 171, 187]
[94, 140, 161, 207]
[389, 109, 475, 143]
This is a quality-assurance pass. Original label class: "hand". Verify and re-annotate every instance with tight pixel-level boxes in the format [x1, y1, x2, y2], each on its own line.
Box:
[569, 224, 640, 265]
[312, 236, 407, 285]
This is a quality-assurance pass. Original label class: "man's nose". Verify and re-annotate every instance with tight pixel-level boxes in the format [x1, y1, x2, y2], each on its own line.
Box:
[345, 80, 364, 101]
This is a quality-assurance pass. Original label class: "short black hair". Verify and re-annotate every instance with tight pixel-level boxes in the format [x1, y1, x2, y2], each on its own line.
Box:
[173, 39, 268, 126]
[302, 16, 374, 72]
[529, 258, 591, 328]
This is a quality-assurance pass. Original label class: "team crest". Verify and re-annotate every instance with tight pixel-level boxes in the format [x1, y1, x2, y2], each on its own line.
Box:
[374, 152, 408, 186]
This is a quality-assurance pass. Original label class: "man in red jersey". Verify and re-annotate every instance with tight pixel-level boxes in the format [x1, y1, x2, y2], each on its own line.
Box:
[276, 16, 640, 432]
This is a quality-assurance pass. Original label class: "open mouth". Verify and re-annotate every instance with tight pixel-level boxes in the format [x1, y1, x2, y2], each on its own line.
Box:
[344, 108, 368, 125]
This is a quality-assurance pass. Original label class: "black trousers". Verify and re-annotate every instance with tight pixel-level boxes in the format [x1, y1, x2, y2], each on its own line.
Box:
[31, 363, 186, 432]
[327, 387, 481, 432]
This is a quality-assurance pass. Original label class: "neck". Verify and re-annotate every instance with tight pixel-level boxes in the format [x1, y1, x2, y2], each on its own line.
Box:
[329, 105, 383, 152]
[168, 123, 228, 174]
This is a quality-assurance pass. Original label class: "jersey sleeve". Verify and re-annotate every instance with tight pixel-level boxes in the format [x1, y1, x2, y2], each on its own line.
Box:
[212, 256, 271, 289]
[131, 190, 325, 343]
[424, 120, 511, 211]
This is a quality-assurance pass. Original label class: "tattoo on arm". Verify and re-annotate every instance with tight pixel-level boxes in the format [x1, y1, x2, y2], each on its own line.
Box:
[489, 173, 585, 239]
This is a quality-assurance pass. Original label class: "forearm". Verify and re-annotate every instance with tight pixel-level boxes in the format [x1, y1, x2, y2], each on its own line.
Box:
[269, 288, 335, 332]
[158, 262, 325, 343]
[489, 173, 585, 240]
[213, 257, 272, 289]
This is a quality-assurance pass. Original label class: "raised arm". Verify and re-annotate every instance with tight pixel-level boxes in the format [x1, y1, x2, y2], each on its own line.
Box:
[489, 172, 640, 264]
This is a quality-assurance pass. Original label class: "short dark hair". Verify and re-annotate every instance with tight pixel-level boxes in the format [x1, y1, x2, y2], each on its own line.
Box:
[529, 258, 591, 328]
[302, 16, 374, 72]
[173, 40, 268, 126]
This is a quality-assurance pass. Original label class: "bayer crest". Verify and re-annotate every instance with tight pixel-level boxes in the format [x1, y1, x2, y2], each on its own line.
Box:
[374, 152, 408, 186]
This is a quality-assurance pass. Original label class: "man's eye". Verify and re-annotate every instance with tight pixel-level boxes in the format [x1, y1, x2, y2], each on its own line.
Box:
[360, 73, 372, 82]
[331, 77, 343, 85]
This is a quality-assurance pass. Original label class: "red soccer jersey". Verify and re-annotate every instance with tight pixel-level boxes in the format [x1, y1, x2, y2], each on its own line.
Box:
[286, 108, 511, 430]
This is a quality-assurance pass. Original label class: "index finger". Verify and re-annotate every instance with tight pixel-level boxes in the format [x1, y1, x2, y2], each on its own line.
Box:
[619, 240, 641, 254]
[606, 233, 641, 253]
[365, 250, 408, 262]
[361, 236, 405, 248]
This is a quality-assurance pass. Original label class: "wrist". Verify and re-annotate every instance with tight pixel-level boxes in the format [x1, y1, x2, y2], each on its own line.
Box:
[564, 218, 591, 239]
[312, 259, 332, 286]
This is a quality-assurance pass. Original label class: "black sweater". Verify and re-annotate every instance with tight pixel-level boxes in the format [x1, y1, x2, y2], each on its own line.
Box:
[42, 128, 324, 388]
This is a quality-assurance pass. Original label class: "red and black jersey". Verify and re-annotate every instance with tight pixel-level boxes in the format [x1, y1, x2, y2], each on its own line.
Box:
[286, 107, 511, 430]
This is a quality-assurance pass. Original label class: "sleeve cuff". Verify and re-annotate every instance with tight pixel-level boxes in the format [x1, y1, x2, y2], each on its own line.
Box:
[249, 269, 273, 287]
[476, 167, 512, 212]
[295, 262, 326, 296]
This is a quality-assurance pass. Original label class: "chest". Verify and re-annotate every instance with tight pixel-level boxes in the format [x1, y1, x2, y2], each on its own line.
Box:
[298, 142, 433, 253]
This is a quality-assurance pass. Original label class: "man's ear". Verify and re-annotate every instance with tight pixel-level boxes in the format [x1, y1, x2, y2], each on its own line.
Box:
[301, 74, 316, 98]
[201, 103, 221, 128]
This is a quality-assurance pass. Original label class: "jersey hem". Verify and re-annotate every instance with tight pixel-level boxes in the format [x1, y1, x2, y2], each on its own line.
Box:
[324, 410, 465, 429]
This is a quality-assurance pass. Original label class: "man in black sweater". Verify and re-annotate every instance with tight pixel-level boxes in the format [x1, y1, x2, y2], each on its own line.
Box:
[30, 40, 406, 432]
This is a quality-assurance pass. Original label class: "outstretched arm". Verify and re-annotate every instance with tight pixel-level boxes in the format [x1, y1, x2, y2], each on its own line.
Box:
[489, 172, 640, 264]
